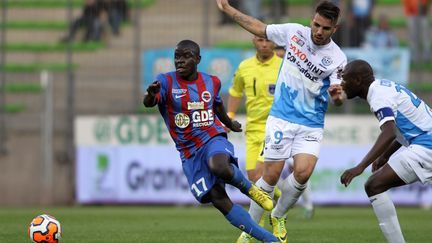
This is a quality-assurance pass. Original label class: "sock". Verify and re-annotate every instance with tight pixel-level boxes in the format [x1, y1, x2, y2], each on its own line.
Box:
[274, 186, 282, 201]
[273, 179, 284, 201]
[272, 173, 306, 218]
[302, 181, 313, 211]
[259, 212, 266, 227]
[227, 164, 252, 194]
[370, 192, 405, 243]
[225, 204, 279, 242]
[249, 177, 275, 223]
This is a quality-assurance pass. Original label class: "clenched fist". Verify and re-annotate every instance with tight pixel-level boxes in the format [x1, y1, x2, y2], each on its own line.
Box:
[147, 81, 160, 95]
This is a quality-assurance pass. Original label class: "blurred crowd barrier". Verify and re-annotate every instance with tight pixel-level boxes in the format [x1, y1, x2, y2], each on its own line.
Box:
[75, 114, 432, 206]
[142, 47, 410, 95]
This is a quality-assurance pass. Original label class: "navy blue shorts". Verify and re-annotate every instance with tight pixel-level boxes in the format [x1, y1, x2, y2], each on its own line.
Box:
[182, 135, 238, 203]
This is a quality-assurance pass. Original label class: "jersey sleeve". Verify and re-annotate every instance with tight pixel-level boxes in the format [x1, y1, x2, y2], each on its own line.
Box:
[212, 75, 223, 104]
[228, 66, 245, 98]
[369, 85, 396, 127]
[266, 23, 297, 48]
[155, 73, 168, 104]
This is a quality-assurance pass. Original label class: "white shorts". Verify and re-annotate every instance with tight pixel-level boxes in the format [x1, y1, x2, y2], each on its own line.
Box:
[263, 115, 323, 161]
[388, 144, 432, 184]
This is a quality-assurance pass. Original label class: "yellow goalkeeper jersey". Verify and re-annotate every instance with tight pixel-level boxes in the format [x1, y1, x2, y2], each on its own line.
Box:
[229, 53, 282, 131]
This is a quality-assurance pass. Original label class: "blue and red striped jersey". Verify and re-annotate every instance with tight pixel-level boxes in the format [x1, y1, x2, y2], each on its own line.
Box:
[155, 71, 227, 160]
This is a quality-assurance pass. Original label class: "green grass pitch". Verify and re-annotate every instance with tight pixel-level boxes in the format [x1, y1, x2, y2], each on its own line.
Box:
[0, 205, 430, 242]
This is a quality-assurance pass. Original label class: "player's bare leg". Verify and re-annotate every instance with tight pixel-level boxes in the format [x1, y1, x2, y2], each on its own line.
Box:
[249, 160, 282, 202]
[270, 154, 317, 243]
[235, 160, 284, 243]
[246, 161, 270, 226]
[238, 160, 285, 243]
[365, 164, 406, 243]
[287, 158, 313, 218]
[272, 154, 316, 214]
[237, 161, 282, 243]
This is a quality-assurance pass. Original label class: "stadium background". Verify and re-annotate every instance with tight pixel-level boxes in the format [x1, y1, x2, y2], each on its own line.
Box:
[0, 0, 431, 242]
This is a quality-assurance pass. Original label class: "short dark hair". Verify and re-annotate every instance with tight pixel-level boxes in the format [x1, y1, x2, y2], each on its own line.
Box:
[176, 39, 200, 56]
[315, 1, 340, 25]
[344, 59, 375, 83]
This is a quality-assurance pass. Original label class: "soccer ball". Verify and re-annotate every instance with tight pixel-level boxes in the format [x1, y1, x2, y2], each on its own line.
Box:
[28, 214, 62, 243]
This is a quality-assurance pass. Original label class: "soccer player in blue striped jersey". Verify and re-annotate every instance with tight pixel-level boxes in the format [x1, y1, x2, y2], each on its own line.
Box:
[143, 40, 281, 243]
[340, 59, 432, 243]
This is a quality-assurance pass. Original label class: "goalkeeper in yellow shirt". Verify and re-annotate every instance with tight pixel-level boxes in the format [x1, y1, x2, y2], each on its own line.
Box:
[227, 35, 282, 187]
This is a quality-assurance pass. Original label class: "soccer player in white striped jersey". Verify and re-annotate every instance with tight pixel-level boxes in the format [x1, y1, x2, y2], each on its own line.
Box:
[340, 59, 432, 243]
[216, 1, 346, 242]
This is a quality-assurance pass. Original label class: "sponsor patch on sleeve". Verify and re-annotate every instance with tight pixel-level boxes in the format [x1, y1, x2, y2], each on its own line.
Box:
[374, 107, 394, 122]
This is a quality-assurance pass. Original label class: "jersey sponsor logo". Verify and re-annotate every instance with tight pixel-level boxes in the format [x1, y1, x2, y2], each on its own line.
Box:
[303, 135, 319, 142]
[305, 61, 324, 75]
[295, 30, 307, 41]
[192, 109, 214, 127]
[270, 144, 283, 151]
[374, 107, 394, 121]
[291, 35, 305, 47]
[375, 110, 383, 121]
[174, 113, 190, 128]
[187, 101, 204, 110]
[201, 91, 212, 102]
[380, 79, 392, 87]
[289, 44, 308, 61]
[306, 45, 316, 55]
[286, 45, 324, 82]
[321, 56, 333, 66]
[172, 88, 187, 94]
[268, 84, 276, 95]
[175, 94, 187, 99]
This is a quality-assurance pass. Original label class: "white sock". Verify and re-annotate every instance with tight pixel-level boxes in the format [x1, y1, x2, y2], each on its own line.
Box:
[302, 181, 313, 210]
[370, 192, 405, 243]
[248, 177, 275, 222]
[272, 173, 306, 218]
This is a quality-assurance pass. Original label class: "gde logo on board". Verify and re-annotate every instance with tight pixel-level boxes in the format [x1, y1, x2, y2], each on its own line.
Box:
[92, 116, 172, 145]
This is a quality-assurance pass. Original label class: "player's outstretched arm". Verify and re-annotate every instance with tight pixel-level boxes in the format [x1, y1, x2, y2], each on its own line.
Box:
[215, 0, 267, 38]
[214, 101, 242, 132]
[340, 121, 397, 186]
[143, 81, 160, 107]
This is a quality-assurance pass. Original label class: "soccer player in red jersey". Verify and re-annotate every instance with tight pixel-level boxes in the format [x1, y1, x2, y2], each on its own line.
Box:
[143, 40, 281, 243]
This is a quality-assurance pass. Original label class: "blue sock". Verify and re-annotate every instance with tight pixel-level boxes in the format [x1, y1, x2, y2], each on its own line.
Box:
[225, 204, 279, 242]
[228, 164, 251, 194]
